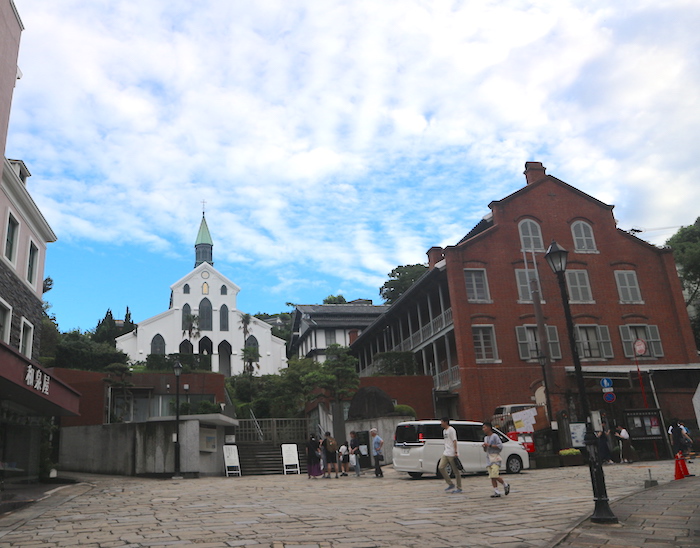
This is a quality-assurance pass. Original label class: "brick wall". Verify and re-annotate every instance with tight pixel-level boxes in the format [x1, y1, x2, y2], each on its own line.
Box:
[359, 376, 434, 418]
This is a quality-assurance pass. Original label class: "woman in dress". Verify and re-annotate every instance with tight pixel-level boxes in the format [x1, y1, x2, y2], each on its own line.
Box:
[306, 434, 323, 478]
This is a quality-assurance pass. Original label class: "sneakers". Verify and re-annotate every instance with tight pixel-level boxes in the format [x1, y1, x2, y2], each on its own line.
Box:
[504, 483, 510, 496]
[445, 484, 455, 492]
[490, 493, 501, 498]
[452, 488, 463, 494]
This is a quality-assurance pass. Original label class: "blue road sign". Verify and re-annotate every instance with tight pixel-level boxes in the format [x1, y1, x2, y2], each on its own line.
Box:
[600, 377, 613, 388]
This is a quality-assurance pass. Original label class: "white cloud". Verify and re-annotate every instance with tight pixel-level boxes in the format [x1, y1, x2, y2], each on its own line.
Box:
[9, 0, 700, 322]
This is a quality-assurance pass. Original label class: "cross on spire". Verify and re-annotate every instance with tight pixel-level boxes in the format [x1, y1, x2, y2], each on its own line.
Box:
[201, 200, 207, 215]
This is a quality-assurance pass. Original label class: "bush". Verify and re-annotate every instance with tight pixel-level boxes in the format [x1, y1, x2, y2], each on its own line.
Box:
[558, 448, 581, 456]
[392, 404, 417, 417]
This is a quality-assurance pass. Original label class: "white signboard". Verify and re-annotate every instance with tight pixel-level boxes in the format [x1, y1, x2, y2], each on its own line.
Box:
[570, 423, 587, 448]
[223, 445, 241, 477]
[281, 443, 300, 474]
[512, 407, 538, 432]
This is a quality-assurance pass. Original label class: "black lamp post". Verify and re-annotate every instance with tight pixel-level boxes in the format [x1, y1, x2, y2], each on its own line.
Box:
[537, 353, 554, 428]
[173, 360, 183, 479]
[545, 241, 617, 523]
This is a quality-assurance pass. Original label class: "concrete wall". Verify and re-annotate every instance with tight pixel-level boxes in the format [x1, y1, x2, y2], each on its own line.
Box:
[344, 415, 413, 465]
[59, 419, 228, 476]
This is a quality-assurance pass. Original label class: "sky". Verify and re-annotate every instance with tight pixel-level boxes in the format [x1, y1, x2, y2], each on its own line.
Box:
[6, 0, 700, 332]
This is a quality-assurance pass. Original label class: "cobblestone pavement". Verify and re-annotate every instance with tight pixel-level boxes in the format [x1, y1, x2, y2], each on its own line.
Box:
[0, 460, 690, 548]
[555, 474, 700, 547]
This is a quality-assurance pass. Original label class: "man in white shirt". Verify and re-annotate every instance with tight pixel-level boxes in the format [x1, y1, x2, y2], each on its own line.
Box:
[438, 417, 462, 494]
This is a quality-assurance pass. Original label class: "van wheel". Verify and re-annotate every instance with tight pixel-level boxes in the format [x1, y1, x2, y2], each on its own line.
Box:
[408, 472, 423, 479]
[506, 455, 523, 474]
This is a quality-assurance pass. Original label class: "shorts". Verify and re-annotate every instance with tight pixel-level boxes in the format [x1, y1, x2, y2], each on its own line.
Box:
[342, 455, 350, 463]
[325, 451, 337, 464]
[488, 463, 500, 479]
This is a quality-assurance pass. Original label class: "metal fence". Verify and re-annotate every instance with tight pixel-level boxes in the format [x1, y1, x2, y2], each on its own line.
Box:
[236, 418, 310, 444]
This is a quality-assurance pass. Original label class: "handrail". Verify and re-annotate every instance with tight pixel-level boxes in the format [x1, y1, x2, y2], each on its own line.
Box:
[249, 409, 265, 441]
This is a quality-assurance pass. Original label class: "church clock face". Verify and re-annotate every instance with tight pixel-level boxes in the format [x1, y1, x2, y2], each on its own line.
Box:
[201, 271, 210, 279]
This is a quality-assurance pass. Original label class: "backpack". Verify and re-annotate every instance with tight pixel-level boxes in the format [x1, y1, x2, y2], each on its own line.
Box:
[326, 437, 338, 452]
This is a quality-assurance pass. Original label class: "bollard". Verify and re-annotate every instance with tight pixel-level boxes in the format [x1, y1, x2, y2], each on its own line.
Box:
[644, 468, 658, 488]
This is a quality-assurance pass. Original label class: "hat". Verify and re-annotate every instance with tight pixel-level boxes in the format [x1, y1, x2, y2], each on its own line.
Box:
[370, 428, 378, 434]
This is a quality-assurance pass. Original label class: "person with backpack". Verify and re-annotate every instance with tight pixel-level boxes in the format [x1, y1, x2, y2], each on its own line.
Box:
[322, 432, 340, 478]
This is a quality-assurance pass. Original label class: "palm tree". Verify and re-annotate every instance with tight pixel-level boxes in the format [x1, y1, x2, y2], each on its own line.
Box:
[239, 313, 260, 373]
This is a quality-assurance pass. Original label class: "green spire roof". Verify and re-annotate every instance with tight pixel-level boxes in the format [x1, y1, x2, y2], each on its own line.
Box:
[195, 214, 213, 246]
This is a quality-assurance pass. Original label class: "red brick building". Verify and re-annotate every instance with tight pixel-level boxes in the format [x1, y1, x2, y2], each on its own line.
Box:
[352, 162, 699, 441]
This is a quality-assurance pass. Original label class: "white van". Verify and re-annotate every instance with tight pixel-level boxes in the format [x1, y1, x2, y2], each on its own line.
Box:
[392, 420, 530, 479]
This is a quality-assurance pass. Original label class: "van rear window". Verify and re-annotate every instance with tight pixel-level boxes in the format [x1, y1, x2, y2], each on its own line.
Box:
[395, 425, 418, 443]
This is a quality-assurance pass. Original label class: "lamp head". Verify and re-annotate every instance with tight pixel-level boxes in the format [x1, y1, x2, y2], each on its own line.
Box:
[545, 240, 568, 273]
[173, 360, 183, 377]
[537, 354, 547, 367]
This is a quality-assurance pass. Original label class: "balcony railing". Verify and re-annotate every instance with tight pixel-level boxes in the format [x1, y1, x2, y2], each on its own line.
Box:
[433, 365, 461, 391]
[391, 307, 453, 352]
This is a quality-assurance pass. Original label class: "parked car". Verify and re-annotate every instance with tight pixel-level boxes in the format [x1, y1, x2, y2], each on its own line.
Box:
[392, 419, 530, 479]
[506, 431, 535, 453]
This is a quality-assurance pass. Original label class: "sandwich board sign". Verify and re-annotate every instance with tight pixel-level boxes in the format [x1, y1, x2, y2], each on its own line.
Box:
[223, 445, 241, 477]
[282, 443, 300, 475]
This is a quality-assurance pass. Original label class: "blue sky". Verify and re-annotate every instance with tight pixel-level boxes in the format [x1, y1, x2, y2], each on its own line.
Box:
[7, 0, 700, 332]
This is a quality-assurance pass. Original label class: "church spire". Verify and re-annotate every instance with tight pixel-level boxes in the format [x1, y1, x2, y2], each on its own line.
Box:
[194, 213, 213, 267]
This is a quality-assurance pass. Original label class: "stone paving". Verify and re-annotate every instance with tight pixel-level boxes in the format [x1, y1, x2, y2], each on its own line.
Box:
[555, 474, 700, 547]
[0, 460, 689, 547]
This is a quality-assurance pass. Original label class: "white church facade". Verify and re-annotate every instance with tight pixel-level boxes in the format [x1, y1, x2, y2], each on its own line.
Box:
[116, 215, 287, 376]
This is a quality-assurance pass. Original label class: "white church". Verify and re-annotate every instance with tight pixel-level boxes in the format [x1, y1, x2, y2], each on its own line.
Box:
[116, 215, 287, 376]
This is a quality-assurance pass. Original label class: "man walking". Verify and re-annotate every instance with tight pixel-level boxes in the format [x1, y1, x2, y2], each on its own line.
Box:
[370, 428, 384, 477]
[482, 422, 509, 498]
[438, 417, 462, 494]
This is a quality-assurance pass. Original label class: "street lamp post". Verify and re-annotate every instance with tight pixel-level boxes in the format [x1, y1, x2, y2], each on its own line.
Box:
[173, 360, 183, 479]
[537, 353, 554, 429]
[545, 241, 617, 523]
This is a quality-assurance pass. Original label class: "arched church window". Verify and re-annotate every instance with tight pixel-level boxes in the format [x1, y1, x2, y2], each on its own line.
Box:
[199, 298, 212, 331]
[571, 220, 597, 251]
[202, 282, 209, 295]
[151, 334, 166, 355]
[220, 304, 229, 331]
[221, 285, 227, 295]
[183, 284, 190, 294]
[182, 304, 192, 331]
[518, 219, 544, 251]
[179, 339, 193, 354]
[245, 335, 259, 349]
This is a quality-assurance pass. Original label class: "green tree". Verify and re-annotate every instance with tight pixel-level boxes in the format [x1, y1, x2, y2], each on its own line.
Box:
[302, 344, 359, 402]
[379, 264, 428, 304]
[103, 362, 134, 422]
[239, 313, 260, 373]
[667, 218, 700, 349]
[254, 312, 292, 342]
[373, 351, 420, 375]
[93, 309, 118, 345]
[55, 330, 128, 371]
[39, 303, 60, 365]
[323, 294, 347, 304]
